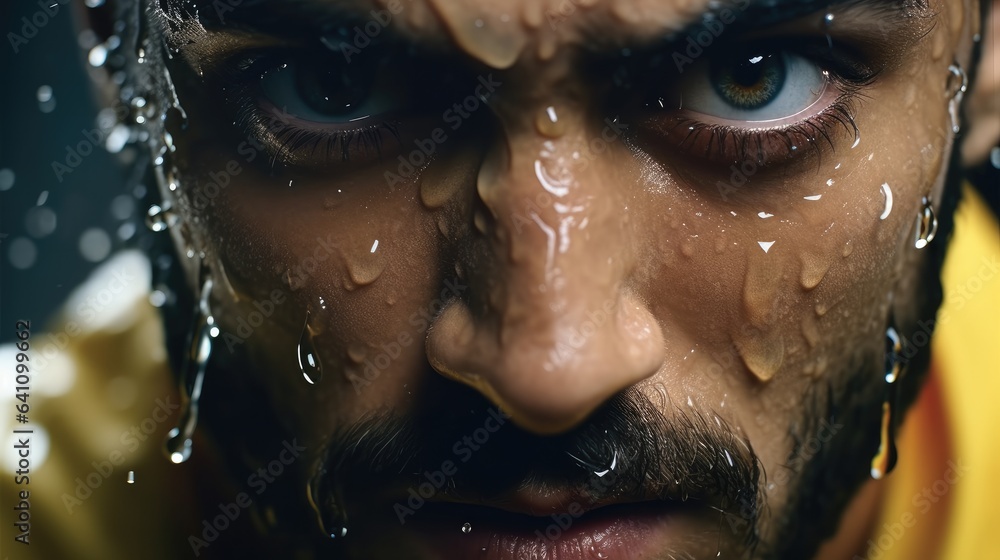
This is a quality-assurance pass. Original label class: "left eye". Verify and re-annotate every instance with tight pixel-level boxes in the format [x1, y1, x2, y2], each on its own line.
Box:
[678, 49, 828, 122]
[259, 53, 406, 124]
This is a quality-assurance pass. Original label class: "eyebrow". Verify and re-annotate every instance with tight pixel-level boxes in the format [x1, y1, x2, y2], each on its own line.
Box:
[176, 0, 931, 50]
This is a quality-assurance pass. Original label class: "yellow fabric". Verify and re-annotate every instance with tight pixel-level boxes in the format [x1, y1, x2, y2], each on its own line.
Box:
[876, 186, 1000, 560]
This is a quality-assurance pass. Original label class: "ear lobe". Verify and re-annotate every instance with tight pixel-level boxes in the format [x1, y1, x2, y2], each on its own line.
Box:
[961, 0, 1000, 167]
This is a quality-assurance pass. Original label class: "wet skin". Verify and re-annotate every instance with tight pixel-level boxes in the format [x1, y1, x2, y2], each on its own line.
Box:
[117, 0, 981, 558]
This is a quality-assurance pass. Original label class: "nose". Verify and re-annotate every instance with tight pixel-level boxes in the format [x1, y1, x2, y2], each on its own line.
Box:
[426, 108, 665, 434]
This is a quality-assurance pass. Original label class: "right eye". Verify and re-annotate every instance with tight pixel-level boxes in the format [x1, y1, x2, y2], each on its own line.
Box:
[259, 53, 407, 125]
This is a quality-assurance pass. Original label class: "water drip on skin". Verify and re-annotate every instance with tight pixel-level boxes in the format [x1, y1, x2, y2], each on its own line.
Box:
[842, 240, 854, 257]
[743, 259, 782, 327]
[680, 238, 695, 258]
[801, 313, 820, 349]
[344, 239, 386, 286]
[799, 252, 830, 290]
[734, 329, 785, 382]
[535, 106, 567, 138]
[419, 152, 473, 209]
[473, 210, 489, 234]
[298, 312, 324, 385]
[347, 343, 367, 364]
[424, 2, 527, 69]
[870, 400, 897, 480]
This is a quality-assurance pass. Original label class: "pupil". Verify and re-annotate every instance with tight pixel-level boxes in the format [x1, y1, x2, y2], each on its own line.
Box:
[296, 57, 375, 117]
[711, 52, 786, 111]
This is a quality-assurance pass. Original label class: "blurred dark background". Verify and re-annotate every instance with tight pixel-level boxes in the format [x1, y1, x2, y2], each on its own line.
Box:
[1, 0, 137, 342]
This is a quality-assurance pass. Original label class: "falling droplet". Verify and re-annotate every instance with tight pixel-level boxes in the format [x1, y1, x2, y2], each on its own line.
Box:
[298, 313, 324, 385]
[461, 522, 472, 534]
[879, 183, 893, 220]
[913, 197, 938, 249]
[757, 240, 775, 253]
[535, 106, 567, 138]
[885, 326, 903, 383]
[164, 275, 217, 464]
[870, 400, 897, 479]
[127, 470, 135, 484]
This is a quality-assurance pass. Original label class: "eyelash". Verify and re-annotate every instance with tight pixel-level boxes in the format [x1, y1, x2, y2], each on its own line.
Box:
[215, 38, 878, 171]
[219, 52, 405, 170]
[666, 82, 867, 165]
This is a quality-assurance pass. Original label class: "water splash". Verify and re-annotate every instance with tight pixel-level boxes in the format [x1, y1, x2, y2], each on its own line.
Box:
[461, 522, 472, 534]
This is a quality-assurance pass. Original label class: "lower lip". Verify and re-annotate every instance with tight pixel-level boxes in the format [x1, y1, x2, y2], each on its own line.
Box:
[407, 502, 675, 560]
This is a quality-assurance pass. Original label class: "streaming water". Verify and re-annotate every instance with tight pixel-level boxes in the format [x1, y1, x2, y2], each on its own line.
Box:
[946, 63, 967, 134]
[913, 197, 938, 249]
[164, 275, 218, 464]
[298, 312, 324, 385]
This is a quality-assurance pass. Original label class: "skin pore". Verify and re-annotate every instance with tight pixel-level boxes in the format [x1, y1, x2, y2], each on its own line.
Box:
[89, 0, 983, 558]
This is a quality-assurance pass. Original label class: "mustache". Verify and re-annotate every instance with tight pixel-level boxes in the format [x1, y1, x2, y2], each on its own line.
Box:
[312, 386, 763, 548]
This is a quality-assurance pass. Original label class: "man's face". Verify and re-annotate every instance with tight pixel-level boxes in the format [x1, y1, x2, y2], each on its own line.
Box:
[130, 0, 976, 557]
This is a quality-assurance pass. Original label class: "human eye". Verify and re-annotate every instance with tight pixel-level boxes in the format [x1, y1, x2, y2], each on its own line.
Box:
[628, 36, 879, 167]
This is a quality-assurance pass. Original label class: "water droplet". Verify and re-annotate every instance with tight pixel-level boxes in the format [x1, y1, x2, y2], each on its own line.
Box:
[757, 240, 775, 253]
[913, 197, 938, 249]
[757, 212, 773, 219]
[345, 238, 386, 286]
[535, 105, 567, 138]
[473, 211, 488, 234]
[347, 343, 367, 364]
[79, 228, 112, 262]
[803, 194, 822, 201]
[7, 237, 38, 270]
[145, 204, 178, 232]
[743, 259, 782, 326]
[841, 240, 854, 257]
[88, 44, 108, 67]
[461, 522, 472, 534]
[870, 400, 897, 480]
[298, 312, 324, 385]
[127, 470, 135, 484]
[801, 314, 820, 348]
[734, 329, 784, 382]
[879, 183, 893, 220]
[799, 252, 829, 290]
[826, 178, 835, 187]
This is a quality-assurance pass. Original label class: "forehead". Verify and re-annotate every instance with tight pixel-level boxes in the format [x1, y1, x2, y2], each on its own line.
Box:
[177, 0, 925, 68]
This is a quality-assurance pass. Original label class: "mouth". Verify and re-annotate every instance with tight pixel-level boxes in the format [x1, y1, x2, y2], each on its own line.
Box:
[405, 499, 691, 560]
